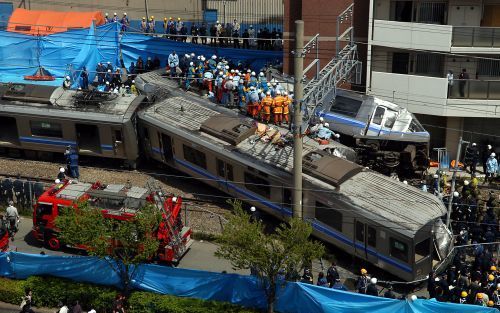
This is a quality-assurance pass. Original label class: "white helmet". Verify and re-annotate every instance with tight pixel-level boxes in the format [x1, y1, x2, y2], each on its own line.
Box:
[453, 191, 459, 197]
[251, 71, 256, 76]
[106, 81, 110, 85]
[247, 69, 251, 73]
[65, 76, 70, 80]
[132, 80, 135, 83]
[492, 152, 496, 157]
[212, 55, 217, 59]
[259, 72, 264, 77]
[250, 86, 255, 90]
[472, 142, 476, 147]
[319, 117, 324, 122]
[107, 69, 111, 73]
[323, 122, 329, 127]
[403, 180, 408, 185]
[218, 71, 223, 75]
[488, 144, 492, 149]
[191, 53, 195, 57]
[201, 56, 206, 61]
[433, 174, 439, 179]
[107, 61, 111, 64]
[189, 62, 194, 66]
[250, 206, 256, 212]
[239, 79, 244, 84]
[371, 278, 377, 284]
[266, 91, 271, 95]
[124, 12, 127, 16]
[235, 70, 240, 74]
[197, 56, 201, 60]
[105, 13, 109, 16]
[463, 180, 469, 186]
[55, 179, 61, 184]
[217, 65, 221, 69]
[230, 69, 235, 73]
[172, 196, 178, 202]
[185, 54, 190, 58]
[276, 90, 281, 95]
[335, 133, 340, 138]
[222, 75, 226, 78]
[59, 167, 65, 173]
[410, 295, 418, 302]
[114, 12, 117, 16]
[225, 65, 229, 70]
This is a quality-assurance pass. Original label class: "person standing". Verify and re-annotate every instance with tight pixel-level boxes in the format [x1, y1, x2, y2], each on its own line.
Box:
[446, 70, 453, 97]
[80, 66, 89, 90]
[140, 17, 147, 33]
[486, 153, 498, 184]
[317, 272, 329, 287]
[366, 278, 379, 297]
[68, 147, 79, 179]
[148, 16, 156, 34]
[458, 68, 469, 98]
[356, 268, 369, 294]
[326, 262, 340, 287]
[483, 144, 494, 174]
[20, 289, 34, 313]
[120, 13, 129, 32]
[168, 51, 179, 78]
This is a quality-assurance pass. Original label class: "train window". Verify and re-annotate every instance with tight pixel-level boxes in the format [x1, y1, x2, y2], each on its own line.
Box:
[330, 96, 362, 117]
[216, 159, 225, 178]
[390, 238, 409, 262]
[415, 238, 430, 262]
[315, 201, 342, 232]
[367, 226, 376, 247]
[371, 107, 385, 125]
[356, 221, 365, 242]
[30, 121, 63, 138]
[183, 144, 207, 169]
[244, 172, 270, 198]
[115, 130, 123, 142]
[226, 164, 234, 181]
[383, 110, 398, 129]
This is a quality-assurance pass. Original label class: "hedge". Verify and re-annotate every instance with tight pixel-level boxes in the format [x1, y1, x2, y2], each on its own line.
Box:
[0, 276, 258, 313]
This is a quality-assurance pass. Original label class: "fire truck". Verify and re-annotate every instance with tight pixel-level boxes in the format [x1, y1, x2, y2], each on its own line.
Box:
[0, 218, 8, 252]
[32, 179, 193, 263]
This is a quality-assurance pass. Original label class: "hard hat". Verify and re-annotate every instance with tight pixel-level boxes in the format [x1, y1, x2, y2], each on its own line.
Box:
[492, 152, 496, 157]
[172, 197, 177, 202]
[491, 266, 497, 271]
[434, 277, 440, 282]
[216, 20, 220, 23]
[453, 191, 459, 197]
[461, 291, 468, 298]
[178, 17, 181, 20]
[488, 300, 494, 307]
[59, 167, 65, 173]
[433, 174, 438, 178]
[246, 69, 251, 73]
[142, 17, 145, 20]
[189, 62, 194, 66]
[488, 144, 492, 149]
[201, 57, 206, 61]
[370, 277, 377, 284]
[107, 69, 111, 73]
[191, 53, 195, 57]
[250, 206, 256, 212]
[107, 61, 111, 64]
[266, 91, 271, 96]
[324, 122, 329, 127]
[250, 86, 255, 90]
[276, 90, 281, 95]
[410, 295, 417, 301]
[319, 117, 324, 122]
[106, 81, 110, 85]
[463, 180, 469, 186]
[235, 70, 240, 74]
[225, 65, 229, 70]
[212, 55, 217, 59]
[197, 56, 201, 60]
[222, 75, 226, 78]
[472, 142, 476, 146]
[335, 134, 340, 138]
[403, 180, 408, 185]
[164, 17, 167, 21]
[218, 71, 223, 75]
[360, 268, 367, 275]
[132, 80, 135, 83]
[55, 179, 61, 184]
[477, 293, 483, 299]
[185, 54, 190, 58]
[151, 16, 154, 19]
[251, 71, 256, 76]
[230, 69, 235, 73]
[114, 12, 117, 16]
[239, 79, 244, 84]
[497, 283, 500, 289]
[489, 274, 495, 281]
[217, 65, 221, 69]
[259, 72, 264, 76]
[65, 76, 70, 80]
[105, 13, 109, 16]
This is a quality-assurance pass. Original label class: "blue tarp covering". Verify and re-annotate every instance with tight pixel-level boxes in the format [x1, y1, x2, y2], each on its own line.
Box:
[120, 31, 282, 72]
[0, 252, 496, 313]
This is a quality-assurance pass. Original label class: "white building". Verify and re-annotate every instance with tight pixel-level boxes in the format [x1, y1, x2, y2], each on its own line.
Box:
[366, 0, 500, 156]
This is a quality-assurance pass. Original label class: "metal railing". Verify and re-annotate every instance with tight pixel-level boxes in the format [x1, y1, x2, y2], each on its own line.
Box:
[447, 79, 500, 100]
[452, 26, 500, 47]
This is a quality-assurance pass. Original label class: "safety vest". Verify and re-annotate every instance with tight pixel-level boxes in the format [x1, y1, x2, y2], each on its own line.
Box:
[273, 96, 285, 114]
[283, 96, 291, 114]
[261, 97, 273, 114]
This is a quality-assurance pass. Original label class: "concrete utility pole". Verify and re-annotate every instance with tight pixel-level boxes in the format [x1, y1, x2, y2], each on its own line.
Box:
[446, 137, 467, 229]
[144, 0, 150, 21]
[293, 20, 304, 219]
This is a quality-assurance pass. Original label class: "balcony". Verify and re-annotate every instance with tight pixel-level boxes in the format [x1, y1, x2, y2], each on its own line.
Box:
[452, 27, 500, 48]
[448, 79, 500, 100]
[371, 20, 452, 52]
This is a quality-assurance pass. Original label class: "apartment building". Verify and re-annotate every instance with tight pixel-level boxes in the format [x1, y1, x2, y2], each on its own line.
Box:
[366, 0, 500, 155]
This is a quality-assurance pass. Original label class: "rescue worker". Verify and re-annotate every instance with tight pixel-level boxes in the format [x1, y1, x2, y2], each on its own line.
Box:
[247, 86, 260, 118]
[140, 17, 147, 33]
[486, 152, 498, 184]
[168, 51, 179, 78]
[203, 70, 214, 95]
[258, 72, 267, 89]
[356, 268, 369, 294]
[272, 90, 285, 125]
[249, 71, 258, 88]
[475, 293, 486, 306]
[80, 67, 89, 90]
[63, 76, 71, 89]
[176, 18, 183, 37]
[459, 291, 468, 304]
[366, 278, 379, 297]
[282, 91, 291, 124]
[163, 18, 168, 34]
[106, 61, 113, 72]
[120, 13, 129, 32]
[148, 16, 156, 34]
[208, 55, 217, 71]
[112, 12, 118, 23]
[6, 200, 19, 236]
[104, 13, 111, 24]
[68, 147, 79, 179]
[317, 123, 335, 141]
[260, 91, 273, 123]
[237, 79, 247, 111]
[105, 69, 113, 84]
[465, 142, 480, 175]
[184, 62, 195, 91]
[130, 80, 137, 95]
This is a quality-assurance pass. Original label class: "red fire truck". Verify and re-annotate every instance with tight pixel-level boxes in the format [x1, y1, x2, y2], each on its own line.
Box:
[0, 218, 8, 252]
[32, 180, 193, 263]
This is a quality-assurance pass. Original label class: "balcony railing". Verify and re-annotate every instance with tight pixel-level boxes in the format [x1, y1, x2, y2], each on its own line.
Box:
[452, 27, 500, 47]
[448, 79, 500, 100]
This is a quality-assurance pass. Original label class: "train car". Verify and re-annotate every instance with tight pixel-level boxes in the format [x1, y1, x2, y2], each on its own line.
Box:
[314, 90, 430, 176]
[0, 83, 145, 168]
[136, 71, 453, 281]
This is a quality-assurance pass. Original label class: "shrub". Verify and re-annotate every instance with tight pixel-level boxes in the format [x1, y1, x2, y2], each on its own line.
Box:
[0, 277, 24, 305]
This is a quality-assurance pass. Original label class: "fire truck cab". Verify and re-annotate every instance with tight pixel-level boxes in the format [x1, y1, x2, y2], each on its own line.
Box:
[32, 180, 193, 263]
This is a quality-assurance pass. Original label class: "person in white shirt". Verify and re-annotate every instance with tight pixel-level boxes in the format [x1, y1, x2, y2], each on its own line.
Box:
[446, 70, 453, 97]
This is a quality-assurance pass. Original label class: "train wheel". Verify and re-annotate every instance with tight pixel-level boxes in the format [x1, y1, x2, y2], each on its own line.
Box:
[46, 237, 61, 250]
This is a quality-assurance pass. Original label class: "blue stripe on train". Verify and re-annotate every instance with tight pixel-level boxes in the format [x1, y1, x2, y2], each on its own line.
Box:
[173, 156, 413, 274]
[19, 136, 76, 146]
[101, 144, 114, 151]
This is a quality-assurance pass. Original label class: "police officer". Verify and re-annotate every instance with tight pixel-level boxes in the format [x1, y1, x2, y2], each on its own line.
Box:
[80, 67, 89, 90]
[326, 262, 339, 287]
[112, 12, 118, 23]
[67, 148, 79, 179]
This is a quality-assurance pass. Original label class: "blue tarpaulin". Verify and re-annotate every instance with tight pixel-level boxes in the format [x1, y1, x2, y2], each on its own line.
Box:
[0, 252, 496, 313]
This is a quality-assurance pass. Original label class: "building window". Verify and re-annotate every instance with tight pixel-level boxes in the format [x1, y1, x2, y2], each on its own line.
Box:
[216, 159, 233, 181]
[183, 144, 206, 169]
[244, 172, 270, 198]
[315, 201, 342, 232]
[390, 238, 409, 262]
[367, 226, 377, 248]
[30, 121, 63, 138]
[390, 1, 446, 25]
[415, 53, 444, 77]
[415, 238, 430, 262]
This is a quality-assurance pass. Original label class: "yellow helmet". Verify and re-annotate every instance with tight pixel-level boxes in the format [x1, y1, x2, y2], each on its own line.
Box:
[151, 16, 154, 19]
[488, 300, 494, 307]
[491, 266, 497, 271]
[178, 17, 181, 20]
[142, 17, 146, 20]
[461, 291, 468, 298]
[169, 17, 172, 20]
[477, 293, 483, 299]
[164, 17, 167, 21]
[489, 274, 495, 281]
[361, 268, 367, 275]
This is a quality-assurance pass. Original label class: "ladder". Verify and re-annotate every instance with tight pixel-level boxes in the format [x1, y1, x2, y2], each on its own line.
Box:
[146, 178, 186, 259]
[300, 43, 361, 133]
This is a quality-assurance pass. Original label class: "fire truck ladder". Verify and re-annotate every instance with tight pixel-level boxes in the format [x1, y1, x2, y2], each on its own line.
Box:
[299, 3, 362, 133]
[146, 179, 186, 260]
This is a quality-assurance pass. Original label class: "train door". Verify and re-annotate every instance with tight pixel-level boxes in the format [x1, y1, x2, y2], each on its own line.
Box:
[366, 106, 386, 137]
[354, 220, 378, 263]
[216, 158, 233, 192]
[159, 133, 174, 164]
[75, 124, 101, 154]
[112, 128, 124, 156]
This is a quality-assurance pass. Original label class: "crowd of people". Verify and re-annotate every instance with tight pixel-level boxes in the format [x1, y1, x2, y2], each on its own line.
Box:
[103, 12, 282, 50]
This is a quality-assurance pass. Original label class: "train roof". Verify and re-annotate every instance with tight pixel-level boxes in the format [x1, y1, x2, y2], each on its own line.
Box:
[0, 83, 145, 122]
[138, 71, 446, 237]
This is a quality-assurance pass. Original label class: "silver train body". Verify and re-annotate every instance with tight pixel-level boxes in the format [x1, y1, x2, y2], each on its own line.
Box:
[314, 90, 430, 176]
[136, 71, 452, 281]
[0, 83, 145, 167]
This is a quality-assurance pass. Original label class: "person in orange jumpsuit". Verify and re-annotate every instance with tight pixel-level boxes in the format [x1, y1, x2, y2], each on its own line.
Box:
[272, 90, 285, 125]
[261, 91, 273, 123]
[282, 91, 291, 124]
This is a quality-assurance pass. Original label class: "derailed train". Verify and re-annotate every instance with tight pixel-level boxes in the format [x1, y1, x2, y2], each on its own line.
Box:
[0, 76, 452, 281]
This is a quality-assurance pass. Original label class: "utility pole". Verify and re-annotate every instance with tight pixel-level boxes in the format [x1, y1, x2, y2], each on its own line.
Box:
[446, 137, 467, 228]
[293, 20, 304, 219]
[144, 0, 150, 21]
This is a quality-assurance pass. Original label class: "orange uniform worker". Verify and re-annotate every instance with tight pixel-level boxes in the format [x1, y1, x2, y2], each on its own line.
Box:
[283, 91, 291, 124]
[261, 91, 273, 123]
[272, 90, 285, 125]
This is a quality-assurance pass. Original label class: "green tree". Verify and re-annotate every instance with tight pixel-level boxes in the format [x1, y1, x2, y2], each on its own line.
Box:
[55, 200, 163, 295]
[216, 200, 325, 313]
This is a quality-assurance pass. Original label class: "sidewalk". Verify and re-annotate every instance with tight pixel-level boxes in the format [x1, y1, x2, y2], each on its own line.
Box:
[0, 301, 56, 313]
